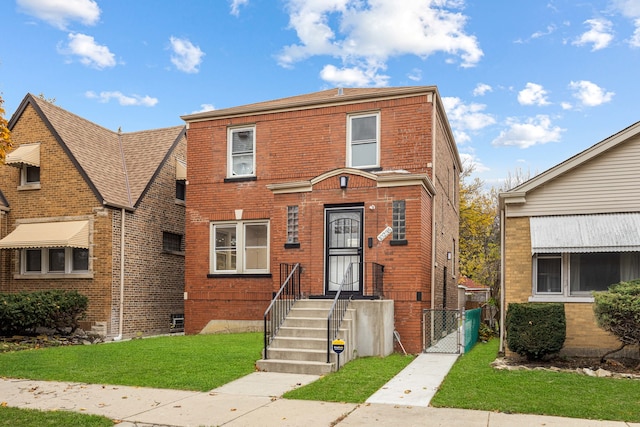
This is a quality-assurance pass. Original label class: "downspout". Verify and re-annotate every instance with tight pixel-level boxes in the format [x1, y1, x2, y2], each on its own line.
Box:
[114, 208, 126, 341]
[499, 207, 506, 353]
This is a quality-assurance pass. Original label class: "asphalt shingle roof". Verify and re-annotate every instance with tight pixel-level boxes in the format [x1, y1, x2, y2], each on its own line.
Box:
[17, 94, 185, 209]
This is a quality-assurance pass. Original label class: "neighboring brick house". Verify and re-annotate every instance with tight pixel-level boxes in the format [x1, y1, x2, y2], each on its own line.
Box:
[182, 86, 461, 354]
[499, 120, 640, 357]
[0, 94, 186, 338]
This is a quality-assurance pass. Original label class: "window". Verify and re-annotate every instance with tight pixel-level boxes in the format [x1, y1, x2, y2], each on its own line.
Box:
[22, 165, 40, 185]
[287, 206, 299, 244]
[163, 232, 183, 253]
[392, 200, 406, 241]
[22, 247, 89, 274]
[228, 126, 255, 177]
[176, 180, 186, 202]
[533, 252, 636, 298]
[211, 221, 269, 274]
[348, 113, 379, 168]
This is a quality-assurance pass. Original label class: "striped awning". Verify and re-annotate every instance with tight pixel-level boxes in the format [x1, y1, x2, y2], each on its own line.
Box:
[5, 143, 40, 167]
[176, 159, 187, 180]
[0, 221, 89, 249]
[530, 213, 640, 253]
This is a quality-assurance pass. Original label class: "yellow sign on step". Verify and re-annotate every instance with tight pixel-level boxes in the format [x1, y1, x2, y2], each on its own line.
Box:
[332, 339, 345, 354]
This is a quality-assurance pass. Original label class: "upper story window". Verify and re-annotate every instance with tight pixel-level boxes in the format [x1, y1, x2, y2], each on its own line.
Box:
[228, 126, 255, 178]
[23, 165, 40, 185]
[287, 206, 299, 244]
[210, 220, 269, 274]
[348, 112, 379, 168]
[163, 231, 183, 253]
[175, 180, 186, 202]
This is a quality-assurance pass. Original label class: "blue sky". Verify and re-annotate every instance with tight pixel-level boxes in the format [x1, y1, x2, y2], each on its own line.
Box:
[2, 0, 640, 187]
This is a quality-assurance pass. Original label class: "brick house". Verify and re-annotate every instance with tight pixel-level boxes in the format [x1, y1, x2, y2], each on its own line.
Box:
[0, 94, 186, 338]
[499, 120, 640, 357]
[181, 86, 460, 358]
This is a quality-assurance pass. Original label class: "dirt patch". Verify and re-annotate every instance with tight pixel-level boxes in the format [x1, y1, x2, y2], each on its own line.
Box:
[494, 354, 640, 378]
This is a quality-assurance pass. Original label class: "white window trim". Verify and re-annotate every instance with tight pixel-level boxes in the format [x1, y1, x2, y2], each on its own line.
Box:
[210, 220, 270, 274]
[531, 252, 610, 302]
[227, 125, 256, 178]
[17, 165, 41, 190]
[19, 247, 91, 278]
[347, 112, 380, 168]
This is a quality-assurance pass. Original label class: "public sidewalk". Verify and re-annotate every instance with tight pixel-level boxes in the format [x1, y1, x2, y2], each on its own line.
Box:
[1, 353, 638, 427]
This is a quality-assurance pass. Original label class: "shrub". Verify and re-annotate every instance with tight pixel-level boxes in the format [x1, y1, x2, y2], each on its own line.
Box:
[506, 302, 566, 360]
[0, 290, 88, 336]
[593, 279, 640, 362]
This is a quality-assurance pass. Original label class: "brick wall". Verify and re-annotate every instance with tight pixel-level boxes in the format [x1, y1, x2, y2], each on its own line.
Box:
[185, 93, 459, 353]
[110, 138, 186, 338]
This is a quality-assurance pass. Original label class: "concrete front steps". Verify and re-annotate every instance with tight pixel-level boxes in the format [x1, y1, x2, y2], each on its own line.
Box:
[256, 299, 355, 375]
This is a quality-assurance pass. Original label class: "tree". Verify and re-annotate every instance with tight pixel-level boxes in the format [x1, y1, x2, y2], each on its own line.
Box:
[458, 166, 500, 298]
[593, 279, 640, 367]
[0, 94, 12, 162]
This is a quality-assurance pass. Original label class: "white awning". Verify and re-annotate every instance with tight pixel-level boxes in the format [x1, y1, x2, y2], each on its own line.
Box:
[530, 214, 640, 253]
[5, 143, 40, 167]
[176, 159, 187, 180]
[0, 221, 89, 249]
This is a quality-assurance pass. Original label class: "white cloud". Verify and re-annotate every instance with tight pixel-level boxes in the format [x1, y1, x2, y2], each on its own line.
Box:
[442, 96, 496, 144]
[407, 68, 422, 82]
[631, 19, 640, 47]
[17, 0, 100, 30]
[572, 18, 614, 51]
[560, 102, 573, 110]
[611, 1, 640, 47]
[491, 115, 564, 148]
[569, 80, 614, 107]
[472, 83, 492, 97]
[319, 64, 389, 87]
[59, 33, 116, 69]
[85, 91, 158, 107]
[169, 37, 205, 73]
[531, 25, 556, 39]
[518, 82, 550, 106]
[459, 151, 489, 173]
[278, 0, 483, 86]
[230, 0, 249, 16]
[192, 104, 216, 113]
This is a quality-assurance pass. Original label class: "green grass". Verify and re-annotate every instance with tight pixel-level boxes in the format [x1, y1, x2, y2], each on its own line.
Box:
[283, 353, 415, 403]
[431, 340, 640, 422]
[0, 333, 262, 391]
[0, 406, 113, 427]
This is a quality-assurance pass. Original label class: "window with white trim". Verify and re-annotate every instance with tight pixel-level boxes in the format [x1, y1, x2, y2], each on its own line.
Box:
[22, 165, 40, 185]
[533, 252, 636, 297]
[392, 200, 406, 241]
[22, 247, 89, 274]
[211, 221, 269, 274]
[228, 126, 255, 177]
[347, 112, 379, 168]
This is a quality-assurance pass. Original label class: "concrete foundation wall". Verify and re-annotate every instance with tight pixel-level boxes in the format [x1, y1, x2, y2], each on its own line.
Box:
[351, 300, 395, 357]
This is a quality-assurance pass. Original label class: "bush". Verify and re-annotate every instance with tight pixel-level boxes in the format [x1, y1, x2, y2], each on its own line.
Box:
[593, 279, 640, 359]
[0, 290, 88, 336]
[506, 302, 566, 360]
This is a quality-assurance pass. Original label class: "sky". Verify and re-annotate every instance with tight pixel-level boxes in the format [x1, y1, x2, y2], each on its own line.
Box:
[2, 0, 640, 188]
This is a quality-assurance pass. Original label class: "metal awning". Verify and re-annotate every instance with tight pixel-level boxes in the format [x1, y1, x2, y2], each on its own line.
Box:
[5, 143, 40, 167]
[530, 213, 640, 253]
[176, 159, 187, 180]
[0, 220, 89, 249]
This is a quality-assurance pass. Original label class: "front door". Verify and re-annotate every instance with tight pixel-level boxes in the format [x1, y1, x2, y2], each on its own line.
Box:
[325, 207, 364, 295]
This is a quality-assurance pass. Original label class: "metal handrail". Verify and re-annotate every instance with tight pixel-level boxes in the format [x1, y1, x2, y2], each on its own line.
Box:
[326, 263, 355, 363]
[263, 263, 301, 360]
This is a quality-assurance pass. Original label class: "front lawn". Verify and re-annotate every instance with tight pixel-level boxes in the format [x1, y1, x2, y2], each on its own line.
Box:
[0, 406, 113, 427]
[0, 333, 262, 391]
[431, 339, 640, 422]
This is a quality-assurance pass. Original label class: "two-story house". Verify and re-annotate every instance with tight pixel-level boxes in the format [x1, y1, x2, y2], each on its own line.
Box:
[181, 86, 460, 365]
[0, 94, 186, 338]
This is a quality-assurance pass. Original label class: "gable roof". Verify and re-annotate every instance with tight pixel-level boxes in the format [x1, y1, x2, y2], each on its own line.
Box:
[501, 120, 640, 204]
[8, 94, 185, 210]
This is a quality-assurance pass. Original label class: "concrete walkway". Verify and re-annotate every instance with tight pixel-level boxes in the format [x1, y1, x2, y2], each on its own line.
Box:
[1, 353, 638, 427]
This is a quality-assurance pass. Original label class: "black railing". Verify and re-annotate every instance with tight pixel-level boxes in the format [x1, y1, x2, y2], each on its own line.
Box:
[326, 263, 356, 363]
[263, 263, 301, 360]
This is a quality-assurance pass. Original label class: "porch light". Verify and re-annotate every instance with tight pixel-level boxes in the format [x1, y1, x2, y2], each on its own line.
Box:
[340, 175, 349, 189]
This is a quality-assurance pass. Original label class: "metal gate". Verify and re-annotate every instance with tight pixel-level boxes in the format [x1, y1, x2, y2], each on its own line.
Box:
[422, 309, 461, 353]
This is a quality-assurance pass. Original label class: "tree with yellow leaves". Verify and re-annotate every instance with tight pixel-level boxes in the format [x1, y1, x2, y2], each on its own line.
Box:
[0, 94, 13, 162]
